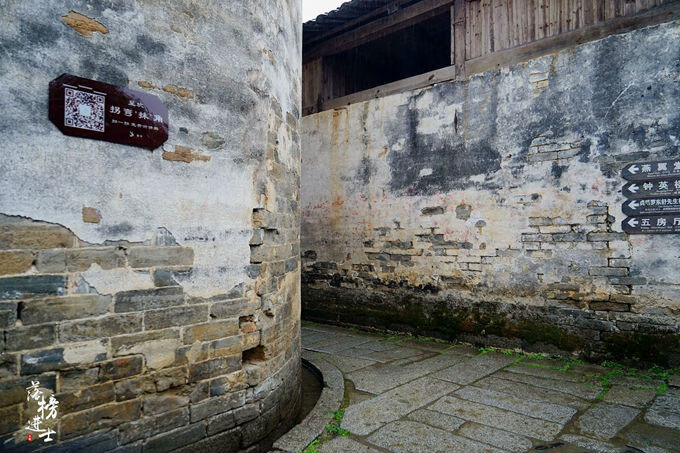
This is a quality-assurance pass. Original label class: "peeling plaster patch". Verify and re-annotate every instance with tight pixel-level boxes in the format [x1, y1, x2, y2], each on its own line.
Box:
[391, 138, 405, 152]
[81, 264, 155, 295]
[138, 80, 195, 103]
[82, 207, 101, 224]
[63, 341, 107, 364]
[162, 85, 194, 101]
[247, 69, 269, 97]
[421, 206, 444, 216]
[154, 227, 179, 246]
[455, 204, 472, 220]
[118, 339, 180, 370]
[162, 145, 211, 163]
[416, 103, 462, 136]
[201, 132, 225, 149]
[511, 194, 542, 205]
[529, 71, 549, 93]
[61, 11, 108, 37]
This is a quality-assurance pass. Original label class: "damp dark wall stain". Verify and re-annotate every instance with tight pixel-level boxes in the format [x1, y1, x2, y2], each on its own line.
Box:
[386, 82, 502, 196]
[378, 24, 680, 197]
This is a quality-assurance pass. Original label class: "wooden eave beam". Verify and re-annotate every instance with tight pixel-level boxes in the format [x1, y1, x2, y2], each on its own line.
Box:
[304, 0, 416, 48]
[304, 0, 455, 62]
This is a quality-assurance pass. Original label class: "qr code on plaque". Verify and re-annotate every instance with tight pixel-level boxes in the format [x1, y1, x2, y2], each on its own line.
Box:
[64, 88, 105, 132]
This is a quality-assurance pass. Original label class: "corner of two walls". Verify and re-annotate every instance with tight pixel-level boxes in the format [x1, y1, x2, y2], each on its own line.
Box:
[300, 20, 680, 367]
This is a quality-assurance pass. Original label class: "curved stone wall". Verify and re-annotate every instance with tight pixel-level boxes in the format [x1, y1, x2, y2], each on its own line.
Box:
[0, 1, 301, 451]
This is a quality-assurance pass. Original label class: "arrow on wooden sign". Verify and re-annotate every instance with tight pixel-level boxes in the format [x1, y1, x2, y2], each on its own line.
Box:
[622, 197, 680, 216]
[622, 215, 680, 234]
[622, 178, 680, 199]
[622, 159, 680, 181]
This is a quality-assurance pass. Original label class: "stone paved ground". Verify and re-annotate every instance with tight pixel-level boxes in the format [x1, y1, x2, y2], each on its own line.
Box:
[301, 323, 680, 453]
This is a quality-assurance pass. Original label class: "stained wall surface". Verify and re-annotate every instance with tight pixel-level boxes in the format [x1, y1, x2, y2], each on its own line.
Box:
[0, 1, 302, 451]
[301, 21, 680, 365]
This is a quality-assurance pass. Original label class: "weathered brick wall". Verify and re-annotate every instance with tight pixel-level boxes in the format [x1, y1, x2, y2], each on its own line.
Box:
[0, 1, 301, 452]
[301, 21, 680, 366]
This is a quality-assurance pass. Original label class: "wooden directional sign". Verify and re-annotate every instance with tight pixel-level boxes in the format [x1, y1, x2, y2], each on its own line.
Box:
[623, 215, 680, 234]
[622, 178, 680, 199]
[621, 159, 680, 234]
[49, 73, 168, 149]
[622, 197, 680, 216]
[622, 159, 680, 181]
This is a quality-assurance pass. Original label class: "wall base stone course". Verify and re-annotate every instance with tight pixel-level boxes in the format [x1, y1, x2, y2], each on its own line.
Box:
[301, 20, 680, 368]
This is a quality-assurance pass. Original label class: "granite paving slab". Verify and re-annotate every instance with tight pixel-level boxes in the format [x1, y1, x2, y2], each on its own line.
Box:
[318, 437, 381, 453]
[389, 353, 437, 367]
[568, 362, 610, 376]
[608, 374, 664, 389]
[474, 376, 591, 411]
[406, 408, 465, 432]
[432, 353, 517, 385]
[495, 370, 603, 400]
[363, 346, 426, 362]
[455, 386, 577, 424]
[621, 421, 680, 452]
[644, 390, 680, 430]
[577, 402, 640, 439]
[298, 325, 680, 453]
[304, 350, 377, 373]
[347, 353, 468, 394]
[301, 326, 323, 333]
[359, 340, 400, 352]
[669, 374, 680, 388]
[431, 395, 563, 441]
[458, 422, 533, 453]
[341, 376, 457, 435]
[603, 385, 656, 408]
[559, 434, 622, 453]
[398, 339, 460, 353]
[505, 363, 595, 383]
[367, 420, 506, 453]
[624, 443, 673, 453]
[301, 331, 329, 347]
[306, 334, 373, 353]
[301, 326, 323, 334]
[334, 345, 425, 363]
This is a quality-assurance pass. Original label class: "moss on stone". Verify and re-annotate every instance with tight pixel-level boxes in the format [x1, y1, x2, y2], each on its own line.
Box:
[302, 283, 679, 367]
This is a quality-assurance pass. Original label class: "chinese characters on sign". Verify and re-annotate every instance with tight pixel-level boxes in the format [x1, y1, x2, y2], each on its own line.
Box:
[622, 177, 680, 199]
[621, 159, 680, 181]
[25, 381, 58, 443]
[49, 73, 169, 149]
[622, 197, 680, 216]
[622, 215, 680, 234]
[621, 160, 680, 234]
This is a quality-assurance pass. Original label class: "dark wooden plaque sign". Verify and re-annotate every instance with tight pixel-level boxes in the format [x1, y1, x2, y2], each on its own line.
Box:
[622, 215, 680, 234]
[621, 159, 680, 234]
[621, 159, 680, 181]
[622, 197, 680, 216]
[49, 74, 168, 149]
[622, 178, 680, 199]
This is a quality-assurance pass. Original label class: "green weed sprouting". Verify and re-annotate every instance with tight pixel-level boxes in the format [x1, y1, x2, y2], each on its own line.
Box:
[326, 424, 350, 436]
